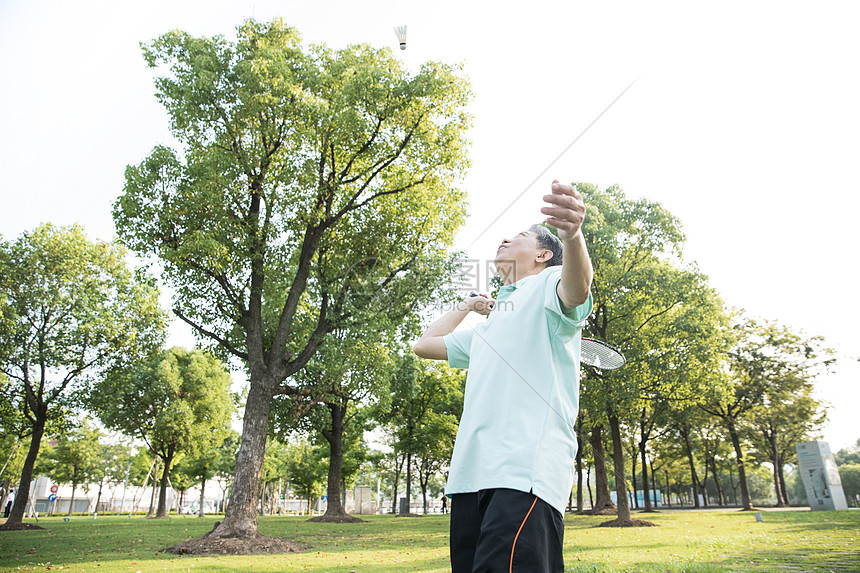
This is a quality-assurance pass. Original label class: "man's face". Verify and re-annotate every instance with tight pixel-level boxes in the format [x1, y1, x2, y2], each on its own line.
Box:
[495, 230, 541, 267]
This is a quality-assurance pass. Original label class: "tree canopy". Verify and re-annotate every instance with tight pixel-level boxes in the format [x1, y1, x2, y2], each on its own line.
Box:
[92, 347, 234, 518]
[0, 223, 165, 527]
[114, 18, 471, 540]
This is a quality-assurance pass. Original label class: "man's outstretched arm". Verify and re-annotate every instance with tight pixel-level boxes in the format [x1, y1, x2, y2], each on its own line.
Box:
[413, 296, 494, 360]
[541, 180, 593, 310]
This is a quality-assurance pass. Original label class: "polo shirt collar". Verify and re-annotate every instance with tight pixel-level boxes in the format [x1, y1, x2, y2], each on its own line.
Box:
[499, 269, 544, 294]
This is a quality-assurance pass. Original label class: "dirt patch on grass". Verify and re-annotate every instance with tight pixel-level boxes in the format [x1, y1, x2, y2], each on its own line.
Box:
[306, 514, 366, 523]
[0, 522, 45, 531]
[596, 518, 658, 528]
[165, 534, 307, 555]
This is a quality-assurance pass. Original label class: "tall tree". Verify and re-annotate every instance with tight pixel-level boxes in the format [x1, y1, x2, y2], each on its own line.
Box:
[741, 336, 830, 506]
[113, 19, 470, 541]
[0, 224, 164, 528]
[838, 464, 860, 507]
[631, 282, 730, 512]
[700, 316, 833, 510]
[37, 421, 102, 515]
[0, 377, 29, 498]
[274, 335, 394, 522]
[175, 431, 239, 517]
[579, 183, 715, 526]
[92, 347, 234, 518]
[385, 354, 463, 515]
[284, 438, 327, 515]
[259, 438, 292, 515]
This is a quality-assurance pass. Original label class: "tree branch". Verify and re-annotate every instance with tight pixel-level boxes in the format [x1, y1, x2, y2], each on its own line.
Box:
[282, 292, 332, 379]
[172, 308, 249, 360]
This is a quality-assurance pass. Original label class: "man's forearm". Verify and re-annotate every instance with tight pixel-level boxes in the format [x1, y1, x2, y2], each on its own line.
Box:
[413, 303, 472, 359]
[420, 304, 471, 340]
[557, 232, 593, 310]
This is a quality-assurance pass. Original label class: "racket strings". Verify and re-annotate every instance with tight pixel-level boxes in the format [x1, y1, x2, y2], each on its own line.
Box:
[581, 339, 626, 370]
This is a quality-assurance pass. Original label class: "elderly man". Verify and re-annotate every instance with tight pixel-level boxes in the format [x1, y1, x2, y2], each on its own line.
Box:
[414, 180, 593, 572]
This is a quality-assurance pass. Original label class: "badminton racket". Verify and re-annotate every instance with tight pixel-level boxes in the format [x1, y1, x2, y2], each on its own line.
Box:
[580, 338, 626, 370]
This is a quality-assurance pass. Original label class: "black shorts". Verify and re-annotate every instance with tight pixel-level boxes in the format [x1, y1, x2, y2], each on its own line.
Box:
[450, 488, 564, 573]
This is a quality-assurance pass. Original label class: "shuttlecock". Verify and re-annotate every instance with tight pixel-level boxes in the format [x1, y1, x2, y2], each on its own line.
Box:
[394, 25, 407, 50]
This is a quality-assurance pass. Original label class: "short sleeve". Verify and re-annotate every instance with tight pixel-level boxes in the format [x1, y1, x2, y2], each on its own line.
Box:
[543, 268, 593, 334]
[443, 328, 475, 369]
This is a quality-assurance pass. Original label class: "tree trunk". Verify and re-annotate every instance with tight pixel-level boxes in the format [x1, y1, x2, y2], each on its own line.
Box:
[68, 470, 79, 516]
[271, 481, 278, 515]
[679, 424, 702, 508]
[710, 459, 725, 506]
[728, 464, 738, 506]
[420, 471, 429, 514]
[95, 478, 105, 515]
[156, 449, 175, 518]
[588, 424, 616, 513]
[630, 446, 639, 509]
[316, 401, 349, 520]
[402, 452, 412, 515]
[770, 432, 785, 507]
[210, 378, 275, 536]
[664, 470, 671, 507]
[390, 453, 402, 514]
[639, 437, 652, 512]
[650, 461, 659, 508]
[575, 426, 584, 513]
[586, 465, 593, 510]
[309, 400, 362, 523]
[778, 463, 791, 506]
[726, 420, 753, 510]
[5, 418, 46, 525]
[199, 476, 206, 517]
[147, 457, 160, 517]
[607, 412, 631, 522]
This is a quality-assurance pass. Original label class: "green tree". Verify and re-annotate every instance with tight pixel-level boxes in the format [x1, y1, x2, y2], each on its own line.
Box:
[275, 335, 394, 522]
[578, 183, 722, 525]
[838, 463, 860, 507]
[414, 403, 460, 513]
[0, 377, 29, 499]
[630, 281, 730, 511]
[700, 316, 834, 510]
[384, 353, 463, 515]
[284, 438, 327, 514]
[743, 381, 827, 506]
[260, 438, 291, 515]
[37, 421, 101, 515]
[176, 431, 238, 517]
[835, 439, 860, 465]
[167, 453, 198, 513]
[113, 19, 470, 540]
[0, 224, 165, 527]
[91, 347, 234, 518]
[91, 439, 132, 515]
[213, 431, 241, 512]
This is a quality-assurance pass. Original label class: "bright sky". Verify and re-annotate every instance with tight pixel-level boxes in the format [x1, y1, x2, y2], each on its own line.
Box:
[1, 1, 858, 451]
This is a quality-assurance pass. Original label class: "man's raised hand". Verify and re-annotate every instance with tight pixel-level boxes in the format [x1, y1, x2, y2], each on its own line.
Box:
[541, 179, 586, 241]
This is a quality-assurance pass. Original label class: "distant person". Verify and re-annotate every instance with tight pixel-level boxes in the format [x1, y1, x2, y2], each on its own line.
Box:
[414, 181, 593, 572]
[4, 489, 15, 518]
[441, 495, 448, 514]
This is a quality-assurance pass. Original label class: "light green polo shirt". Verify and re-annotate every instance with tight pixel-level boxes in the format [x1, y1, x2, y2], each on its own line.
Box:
[443, 265, 592, 515]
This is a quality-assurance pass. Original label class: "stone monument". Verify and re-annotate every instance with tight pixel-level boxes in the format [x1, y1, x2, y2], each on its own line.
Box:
[795, 441, 848, 510]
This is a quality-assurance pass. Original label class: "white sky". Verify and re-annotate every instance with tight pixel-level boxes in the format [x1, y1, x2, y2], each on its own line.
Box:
[1, 0, 857, 451]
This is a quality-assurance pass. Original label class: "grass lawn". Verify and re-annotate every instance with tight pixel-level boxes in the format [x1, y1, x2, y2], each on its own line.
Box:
[0, 509, 857, 572]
